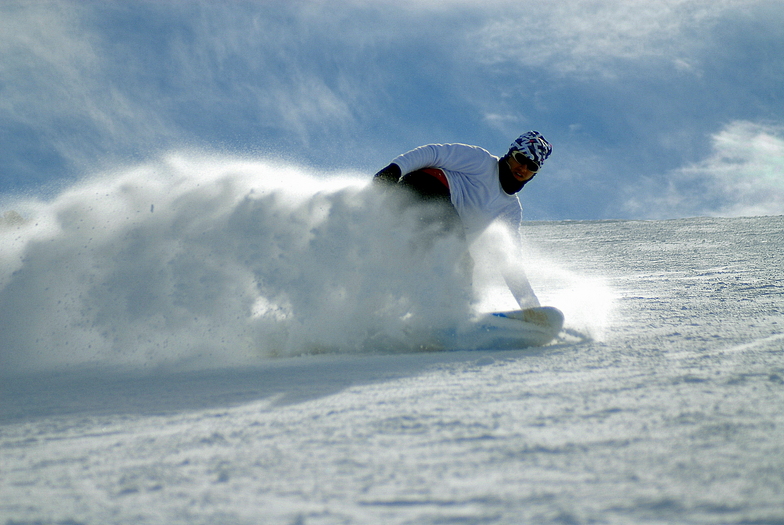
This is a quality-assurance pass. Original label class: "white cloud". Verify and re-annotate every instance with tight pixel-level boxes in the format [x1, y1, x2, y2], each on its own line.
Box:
[0, 0, 386, 173]
[469, 0, 755, 76]
[0, 2, 177, 149]
[625, 121, 784, 218]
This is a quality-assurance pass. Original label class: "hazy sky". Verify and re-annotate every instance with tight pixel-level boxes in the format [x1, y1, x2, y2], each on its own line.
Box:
[1, 0, 782, 220]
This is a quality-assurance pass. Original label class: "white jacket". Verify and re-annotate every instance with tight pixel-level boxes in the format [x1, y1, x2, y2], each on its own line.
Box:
[391, 143, 539, 308]
[392, 143, 522, 241]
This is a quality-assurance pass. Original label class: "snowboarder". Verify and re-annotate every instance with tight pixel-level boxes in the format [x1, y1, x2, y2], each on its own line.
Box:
[373, 130, 552, 309]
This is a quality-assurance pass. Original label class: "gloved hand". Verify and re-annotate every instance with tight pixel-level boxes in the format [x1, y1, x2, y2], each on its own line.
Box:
[372, 163, 402, 186]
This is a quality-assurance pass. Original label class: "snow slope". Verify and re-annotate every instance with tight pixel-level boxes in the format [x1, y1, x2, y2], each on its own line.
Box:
[1, 158, 783, 524]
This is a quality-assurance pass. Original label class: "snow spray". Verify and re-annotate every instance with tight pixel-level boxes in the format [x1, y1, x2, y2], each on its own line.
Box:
[0, 154, 477, 373]
[0, 153, 611, 375]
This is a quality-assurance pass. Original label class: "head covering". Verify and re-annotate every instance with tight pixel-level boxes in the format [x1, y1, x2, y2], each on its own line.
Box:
[509, 131, 552, 168]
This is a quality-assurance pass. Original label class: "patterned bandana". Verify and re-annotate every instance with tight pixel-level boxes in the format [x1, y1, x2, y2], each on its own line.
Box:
[509, 131, 553, 168]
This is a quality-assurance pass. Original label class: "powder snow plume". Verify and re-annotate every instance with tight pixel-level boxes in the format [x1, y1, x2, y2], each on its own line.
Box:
[0, 154, 479, 374]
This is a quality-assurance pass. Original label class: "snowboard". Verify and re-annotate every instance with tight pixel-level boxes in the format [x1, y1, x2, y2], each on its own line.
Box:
[446, 306, 564, 351]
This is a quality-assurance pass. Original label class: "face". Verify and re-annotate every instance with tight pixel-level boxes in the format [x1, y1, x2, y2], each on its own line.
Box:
[506, 153, 538, 183]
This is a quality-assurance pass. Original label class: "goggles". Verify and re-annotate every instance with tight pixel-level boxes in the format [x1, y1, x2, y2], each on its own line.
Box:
[512, 151, 540, 173]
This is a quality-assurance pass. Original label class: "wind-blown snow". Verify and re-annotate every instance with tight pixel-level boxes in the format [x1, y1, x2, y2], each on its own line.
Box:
[1, 158, 782, 524]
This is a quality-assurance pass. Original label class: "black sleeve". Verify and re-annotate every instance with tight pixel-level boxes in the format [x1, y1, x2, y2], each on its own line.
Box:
[372, 163, 402, 185]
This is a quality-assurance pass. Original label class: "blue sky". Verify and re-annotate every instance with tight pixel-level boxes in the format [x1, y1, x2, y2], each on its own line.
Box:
[1, 0, 783, 220]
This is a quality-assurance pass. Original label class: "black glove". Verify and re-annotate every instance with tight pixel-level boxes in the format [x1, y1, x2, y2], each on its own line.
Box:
[372, 163, 402, 186]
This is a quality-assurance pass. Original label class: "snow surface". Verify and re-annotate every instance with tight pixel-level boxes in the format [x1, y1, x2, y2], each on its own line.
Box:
[1, 157, 783, 524]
